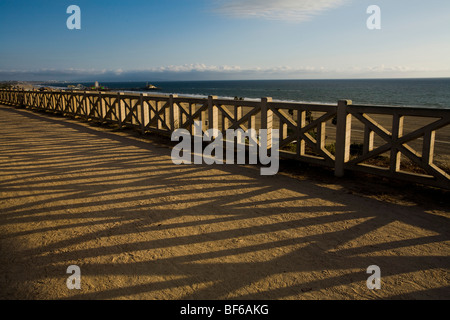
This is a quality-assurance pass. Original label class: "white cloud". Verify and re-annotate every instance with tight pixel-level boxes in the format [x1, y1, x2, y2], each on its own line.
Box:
[144, 64, 328, 75]
[2, 64, 448, 81]
[213, 0, 349, 21]
[153, 64, 243, 73]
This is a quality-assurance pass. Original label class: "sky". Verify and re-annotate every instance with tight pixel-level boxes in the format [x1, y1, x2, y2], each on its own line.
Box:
[0, 0, 449, 81]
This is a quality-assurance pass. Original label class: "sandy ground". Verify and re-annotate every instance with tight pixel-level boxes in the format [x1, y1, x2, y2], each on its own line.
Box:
[0, 104, 449, 300]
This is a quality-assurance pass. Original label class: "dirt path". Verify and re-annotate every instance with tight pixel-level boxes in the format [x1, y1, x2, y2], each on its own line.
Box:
[0, 105, 449, 300]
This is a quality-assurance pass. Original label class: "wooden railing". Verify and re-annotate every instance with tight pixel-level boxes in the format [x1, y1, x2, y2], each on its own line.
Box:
[1, 88, 449, 189]
[343, 103, 450, 188]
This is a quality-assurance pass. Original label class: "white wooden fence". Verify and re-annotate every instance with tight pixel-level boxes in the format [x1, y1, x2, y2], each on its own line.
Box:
[1, 88, 449, 189]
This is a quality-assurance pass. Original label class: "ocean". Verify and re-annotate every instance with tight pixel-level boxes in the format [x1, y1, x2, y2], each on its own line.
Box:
[41, 78, 450, 109]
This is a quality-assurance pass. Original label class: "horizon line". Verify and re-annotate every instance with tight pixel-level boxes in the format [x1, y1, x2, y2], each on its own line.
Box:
[3, 76, 450, 83]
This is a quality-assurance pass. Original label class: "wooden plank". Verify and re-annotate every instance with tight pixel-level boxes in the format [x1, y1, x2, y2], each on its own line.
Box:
[422, 130, 435, 165]
[335, 100, 352, 177]
[397, 143, 450, 183]
[300, 111, 336, 135]
[216, 104, 237, 125]
[269, 101, 336, 113]
[390, 114, 404, 173]
[350, 112, 392, 142]
[170, 94, 179, 130]
[396, 116, 449, 145]
[351, 104, 450, 117]
[208, 96, 219, 130]
[178, 103, 208, 131]
[271, 107, 298, 131]
[228, 106, 261, 131]
[363, 126, 374, 155]
[298, 110, 306, 156]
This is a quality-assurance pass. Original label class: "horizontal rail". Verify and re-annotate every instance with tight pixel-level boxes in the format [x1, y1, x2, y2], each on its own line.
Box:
[351, 104, 450, 117]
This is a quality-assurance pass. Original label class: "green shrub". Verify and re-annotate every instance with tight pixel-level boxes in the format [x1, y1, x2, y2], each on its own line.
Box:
[325, 143, 336, 155]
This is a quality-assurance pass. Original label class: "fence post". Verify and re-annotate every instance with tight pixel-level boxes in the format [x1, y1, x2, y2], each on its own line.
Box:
[21, 89, 25, 107]
[61, 90, 66, 114]
[140, 93, 146, 134]
[422, 130, 435, 166]
[169, 94, 179, 131]
[390, 113, 404, 173]
[208, 95, 218, 131]
[82, 91, 88, 119]
[335, 99, 352, 177]
[68, 89, 74, 115]
[117, 92, 123, 129]
[261, 97, 273, 148]
[98, 91, 104, 121]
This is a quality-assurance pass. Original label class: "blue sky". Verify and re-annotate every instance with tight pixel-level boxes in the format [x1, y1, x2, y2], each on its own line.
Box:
[0, 0, 449, 81]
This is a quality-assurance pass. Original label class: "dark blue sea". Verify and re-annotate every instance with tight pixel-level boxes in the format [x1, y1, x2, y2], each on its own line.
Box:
[41, 78, 450, 109]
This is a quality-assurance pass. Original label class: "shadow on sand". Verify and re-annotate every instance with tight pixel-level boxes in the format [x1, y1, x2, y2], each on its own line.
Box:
[0, 105, 449, 300]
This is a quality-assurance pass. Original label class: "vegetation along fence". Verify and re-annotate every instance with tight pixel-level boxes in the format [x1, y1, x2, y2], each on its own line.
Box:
[1, 88, 449, 189]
